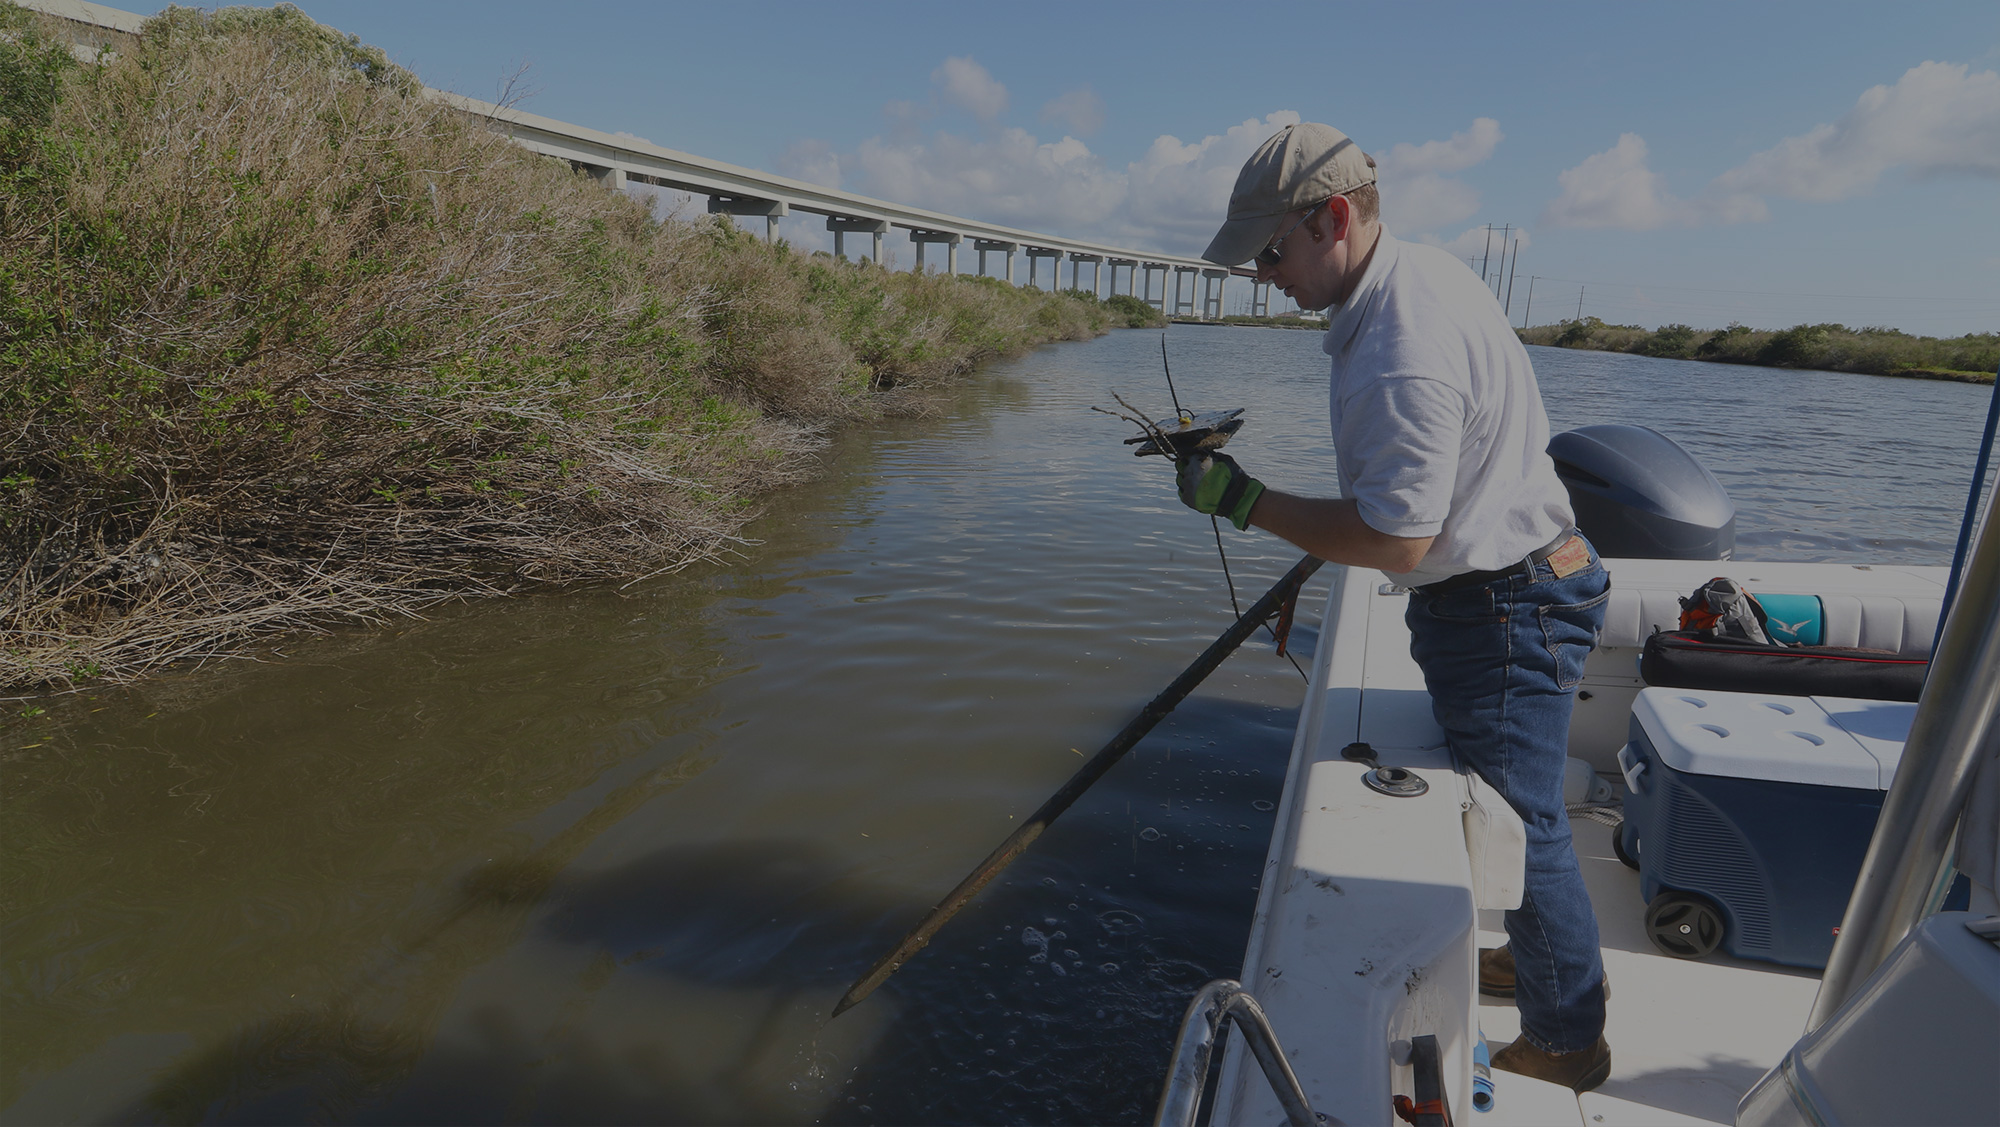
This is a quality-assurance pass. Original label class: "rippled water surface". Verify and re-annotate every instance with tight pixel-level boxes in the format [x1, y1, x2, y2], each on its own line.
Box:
[3, 332, 1992, 1125]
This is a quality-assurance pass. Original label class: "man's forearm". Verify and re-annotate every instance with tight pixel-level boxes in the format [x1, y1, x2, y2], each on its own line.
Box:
[1247, 490, 1435, 573]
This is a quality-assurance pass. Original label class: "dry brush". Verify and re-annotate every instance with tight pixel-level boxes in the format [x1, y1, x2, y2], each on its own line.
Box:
[1, 4, 1123, 691]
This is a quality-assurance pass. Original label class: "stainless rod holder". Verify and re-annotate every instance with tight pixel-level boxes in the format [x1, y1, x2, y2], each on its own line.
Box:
[1809, 494, 2000, 1030]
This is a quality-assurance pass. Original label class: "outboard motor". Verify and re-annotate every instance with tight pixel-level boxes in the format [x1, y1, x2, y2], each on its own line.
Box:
[1548, 424, 1735, 560]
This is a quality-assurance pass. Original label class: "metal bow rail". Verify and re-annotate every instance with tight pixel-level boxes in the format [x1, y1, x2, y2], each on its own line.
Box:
[1154, 978, 1326, 1127]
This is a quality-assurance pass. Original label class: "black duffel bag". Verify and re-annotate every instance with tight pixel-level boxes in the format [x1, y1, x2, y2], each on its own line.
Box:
[1640, 629, 1929, 702]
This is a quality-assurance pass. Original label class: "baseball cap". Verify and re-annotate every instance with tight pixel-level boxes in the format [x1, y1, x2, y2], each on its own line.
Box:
[1202, 122, 1376, 266]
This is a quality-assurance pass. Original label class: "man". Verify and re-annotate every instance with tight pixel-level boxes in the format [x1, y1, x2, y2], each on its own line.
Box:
[1184, 122, 1614, 1093]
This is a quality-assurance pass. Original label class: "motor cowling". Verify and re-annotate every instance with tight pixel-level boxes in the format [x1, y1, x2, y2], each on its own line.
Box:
[1548, 424, 1735, 560]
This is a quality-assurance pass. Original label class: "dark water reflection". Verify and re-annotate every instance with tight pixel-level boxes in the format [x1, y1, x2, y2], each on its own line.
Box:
[3, 331, 1991, 1125]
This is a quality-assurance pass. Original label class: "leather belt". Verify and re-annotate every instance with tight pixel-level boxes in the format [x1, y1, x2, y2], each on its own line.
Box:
[1415, 530, 1581, 596]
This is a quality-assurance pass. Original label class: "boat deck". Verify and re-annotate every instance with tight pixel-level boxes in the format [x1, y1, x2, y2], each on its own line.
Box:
[1473, 816, 1822, 1126]
[1211, 559, 1946, 1127]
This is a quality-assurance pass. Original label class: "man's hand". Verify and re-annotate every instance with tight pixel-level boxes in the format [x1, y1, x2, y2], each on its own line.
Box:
[1177, 452, 1265, 531]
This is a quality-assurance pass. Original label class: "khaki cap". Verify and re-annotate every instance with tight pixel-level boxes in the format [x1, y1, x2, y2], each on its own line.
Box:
[1202, 122, 1376, 266]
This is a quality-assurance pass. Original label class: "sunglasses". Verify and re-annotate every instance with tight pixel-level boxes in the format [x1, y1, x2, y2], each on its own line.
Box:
[1256, 201, 1325, 268]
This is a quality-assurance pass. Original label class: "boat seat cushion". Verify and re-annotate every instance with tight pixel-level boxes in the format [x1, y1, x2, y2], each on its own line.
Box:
[1600, 588, 1940, 657]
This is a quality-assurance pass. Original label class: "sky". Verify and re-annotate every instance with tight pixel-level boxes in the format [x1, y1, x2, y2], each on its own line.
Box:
[112, 1, 2000, 334]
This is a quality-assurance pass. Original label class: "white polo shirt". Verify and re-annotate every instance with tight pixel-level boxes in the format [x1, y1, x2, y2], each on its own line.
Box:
[1321, 230, 1574, 588]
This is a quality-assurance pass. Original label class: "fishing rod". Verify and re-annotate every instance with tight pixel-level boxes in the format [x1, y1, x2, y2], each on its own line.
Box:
[1938, 364, 2000, 645]
[830, 552, 1322, 1018]
[833, 343, 1310, 1017]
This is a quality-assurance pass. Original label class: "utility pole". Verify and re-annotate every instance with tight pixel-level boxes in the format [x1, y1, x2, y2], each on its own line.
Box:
[1493, 226, 1511, 297]
[1521, 275, 1536, 330]
[1504, 238, 1519, 318]
[1576, 286, 1585, 321]
[1480, 225, 1495, 283]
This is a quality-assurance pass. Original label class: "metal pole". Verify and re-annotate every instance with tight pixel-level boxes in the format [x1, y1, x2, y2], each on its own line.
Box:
[1577, 286, 1585, 321]
[1939, 369, 2000, 634]
[1494, 225, 1511, 297]
[1504, 238, 1519, 317]
[1808, 501, 2000, 1030]
[1154, 980, 1318, 1127]
[831, 555, 1325, 1017]
[1480, 225, 1494, 284]
[1522, 276, 1536, 330]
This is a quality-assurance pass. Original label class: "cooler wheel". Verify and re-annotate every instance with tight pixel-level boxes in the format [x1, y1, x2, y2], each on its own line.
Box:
[1613, 821, 1640, 871]
[1645, 891, 1724, 959]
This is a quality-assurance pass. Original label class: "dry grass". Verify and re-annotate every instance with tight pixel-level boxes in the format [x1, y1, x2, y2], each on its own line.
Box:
[0, 4, 1119, 692]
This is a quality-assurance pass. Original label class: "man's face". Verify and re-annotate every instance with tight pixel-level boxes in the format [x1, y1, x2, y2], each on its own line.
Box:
[1252, 196, 1357, 312]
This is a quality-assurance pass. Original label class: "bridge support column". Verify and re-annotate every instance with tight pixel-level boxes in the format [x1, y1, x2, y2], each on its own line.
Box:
[1107, 258, 1134, 299]
[908, 228, 962, 274]
[975, 240, 1019, 283]
[1202, 270, 1228, 320]
[827, 216, 891, 264]
[1026, 247, 1062, 292]
[1171, 267, 1199, 319]
[709, 195, 789, 243]
[1142, 263, 1170, 311]
[581, 163, 626, 191]
[1068, 254, 1101, 298]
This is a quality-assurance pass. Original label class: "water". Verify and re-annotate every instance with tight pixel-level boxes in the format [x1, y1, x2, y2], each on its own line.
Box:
[3, 332, 1991, 1125]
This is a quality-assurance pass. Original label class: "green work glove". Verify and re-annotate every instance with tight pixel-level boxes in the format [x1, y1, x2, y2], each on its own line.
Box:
[1177, 452, 1265, 531]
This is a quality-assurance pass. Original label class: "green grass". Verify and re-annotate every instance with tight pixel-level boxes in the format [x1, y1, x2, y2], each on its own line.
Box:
[1518, 318, 1997, 382]
[0, 3, 1129, 690]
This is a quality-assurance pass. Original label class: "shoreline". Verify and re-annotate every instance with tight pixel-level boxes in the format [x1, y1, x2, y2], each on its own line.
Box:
[1518, 320, 1996, 385]
[1, 6, 1165, 695]
[1522, 342, 1996, 384]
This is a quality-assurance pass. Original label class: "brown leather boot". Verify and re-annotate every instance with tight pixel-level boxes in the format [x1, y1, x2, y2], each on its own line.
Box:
[1490, 1035, 1613, 1093]
[1478, 945, 1610, 1002]
[1478, 945, 1517, 998]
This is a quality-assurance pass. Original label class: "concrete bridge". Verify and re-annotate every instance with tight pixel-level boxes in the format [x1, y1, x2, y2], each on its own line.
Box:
[29, 0, 1276, 320]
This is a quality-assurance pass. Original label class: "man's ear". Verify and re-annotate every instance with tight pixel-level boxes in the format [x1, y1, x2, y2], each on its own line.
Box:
[1312, 196, 1349, 241]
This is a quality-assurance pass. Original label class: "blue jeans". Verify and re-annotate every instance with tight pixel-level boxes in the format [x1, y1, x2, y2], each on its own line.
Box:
[1404, 538, 1611, 1053]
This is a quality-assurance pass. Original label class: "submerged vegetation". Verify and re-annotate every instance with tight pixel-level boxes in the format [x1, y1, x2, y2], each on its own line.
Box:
[1520, 318, 1998, 383]
[0, 4, 1135, 691]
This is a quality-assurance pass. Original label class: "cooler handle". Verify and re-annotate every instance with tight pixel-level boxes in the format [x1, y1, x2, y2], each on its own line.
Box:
[1617, 742, 1648, 796]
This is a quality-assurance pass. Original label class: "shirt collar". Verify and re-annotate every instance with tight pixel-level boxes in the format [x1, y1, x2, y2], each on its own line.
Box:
[1322, 229, 1401, 357]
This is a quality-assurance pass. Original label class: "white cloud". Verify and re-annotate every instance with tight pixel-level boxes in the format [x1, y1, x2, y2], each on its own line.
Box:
[1542, 133, 1694, 230]
[848, 127, 1125, 231]
[1712, 60, 2000, 202]
[1545, 62, 1999, 231]
[1379, 118, 1503, 176]
[1041, 87, 1106, 137]
[778, 138, 842, 189]
[771, 62, 1505, 258]
[1123, 112, 1302, 247]
[1382, 173, 1483, 233]
[1374, 118, 1503, 236]
[932, 56, 1009, 123]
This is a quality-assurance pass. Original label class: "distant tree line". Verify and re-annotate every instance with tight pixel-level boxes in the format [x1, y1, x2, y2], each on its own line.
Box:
[1518, 319, 1997, 382]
